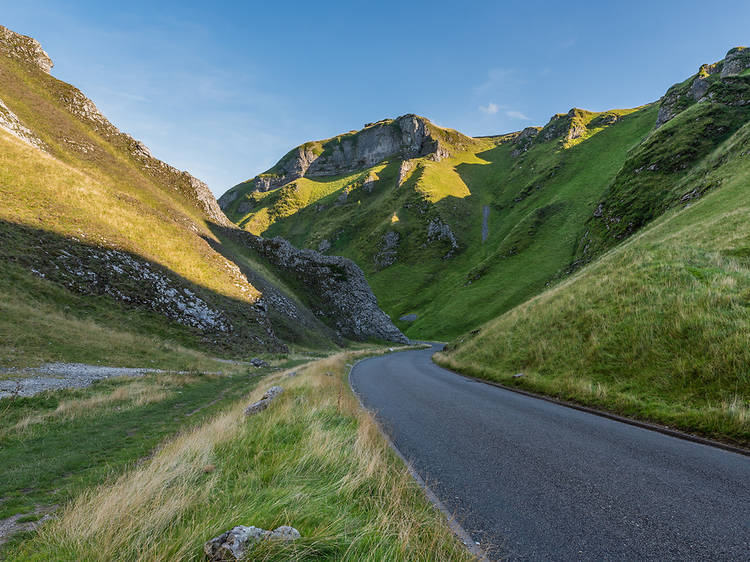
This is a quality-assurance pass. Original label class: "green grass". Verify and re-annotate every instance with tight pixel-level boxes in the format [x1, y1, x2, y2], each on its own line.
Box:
[0, 262, 245, 370]
[232, 105, 656, 340]
[0, 47, 342, 364]
[223, 56, 750, 347]
[437, 120, 750, 446]
[581, 97, 750, 259]
[4, 350, 473, 561]
[0, 365, 274, 551]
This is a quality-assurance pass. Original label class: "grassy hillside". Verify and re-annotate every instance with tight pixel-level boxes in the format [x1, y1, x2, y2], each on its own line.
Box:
[0, 26, 343, 368]
[579, 53, 750, 260]
[438, 118, 750, 445]
[225, 106, 655, 339]
[4, 349, 473, 561]
[222, 48, 749, 343]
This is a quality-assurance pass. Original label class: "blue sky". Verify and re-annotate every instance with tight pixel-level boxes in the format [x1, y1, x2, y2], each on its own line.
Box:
[3, 1, 749, 195]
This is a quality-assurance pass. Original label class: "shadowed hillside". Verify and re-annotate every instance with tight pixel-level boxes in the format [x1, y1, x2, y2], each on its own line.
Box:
[222, 48, 750, 343]
[0, 25, 405, 369]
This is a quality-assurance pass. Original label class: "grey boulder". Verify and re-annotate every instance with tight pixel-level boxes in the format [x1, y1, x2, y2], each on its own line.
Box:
[204, 525, 301, 561]
[244, 386, 283, 416]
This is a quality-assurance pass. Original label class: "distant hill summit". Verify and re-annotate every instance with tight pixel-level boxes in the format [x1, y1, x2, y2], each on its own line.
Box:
[0, 24, 405, 368]
[219, 114, 477, 205]
[221, 47, 750, 341]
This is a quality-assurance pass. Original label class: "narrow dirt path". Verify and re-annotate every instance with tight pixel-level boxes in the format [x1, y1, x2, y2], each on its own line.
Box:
[0, 363, 163, 398]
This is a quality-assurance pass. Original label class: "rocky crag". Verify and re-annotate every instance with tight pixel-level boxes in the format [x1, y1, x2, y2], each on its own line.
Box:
[224, 228, 408, 343]
[0, 24, 407, 360]
[219, 114, 474, 206]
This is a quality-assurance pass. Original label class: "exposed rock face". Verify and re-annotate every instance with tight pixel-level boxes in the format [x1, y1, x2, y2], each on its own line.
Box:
[185, 173, 229, 225]
[244, 385, 283, 415]
[26, 244, 233, 333]
[397, 159, 415, 186]
[657, 47, 750, 126]
[374, 231, 400, 269]
[218, 189, 240, 209]
[427, 217, 459, 258]
[234, 232, 408, 343]
[0, 25, 53, 73]
[689, 76, 711, 100]
[2, 218, 289, 352]
[720, 46, 750, 78]
[204, 525, 301, 561]
[0, 97, 45, 149]
[232, 114, 466, 196]
[362, 171, 377, 193]
[511, 127, 540, 157]
[539, 109, 587, 142]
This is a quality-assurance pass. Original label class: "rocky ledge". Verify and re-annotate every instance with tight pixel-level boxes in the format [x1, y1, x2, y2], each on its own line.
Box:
[0, 25, 53, 73]
[220, 114, 469, 204]
[225, 229, 408, 343]
[657, 46, 750, 126]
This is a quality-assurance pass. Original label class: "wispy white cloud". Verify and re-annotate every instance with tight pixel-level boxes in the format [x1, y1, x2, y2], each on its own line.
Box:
[560, 37, 576, 49]
[506, 110, 530, 120]
[479, 102, 500, 115]
[474, 67, 520, 97]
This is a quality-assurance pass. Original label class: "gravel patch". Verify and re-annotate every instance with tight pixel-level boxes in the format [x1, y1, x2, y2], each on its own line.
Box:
[0, 505, 58, 546]
[0, 363, 162, 399]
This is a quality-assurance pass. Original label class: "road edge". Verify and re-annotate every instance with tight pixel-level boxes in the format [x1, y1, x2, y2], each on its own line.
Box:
[434, 354, 750, 458]
[347, 354, 490, 562]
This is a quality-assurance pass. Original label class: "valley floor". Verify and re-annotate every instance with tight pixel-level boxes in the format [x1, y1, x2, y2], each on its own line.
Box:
[352, 346, 750, 560]
[0, 347, 471, 560]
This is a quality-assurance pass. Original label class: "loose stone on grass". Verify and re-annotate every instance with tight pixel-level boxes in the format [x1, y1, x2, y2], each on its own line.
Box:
[243, 386, 283, 416]
[204, 525, 301, 561]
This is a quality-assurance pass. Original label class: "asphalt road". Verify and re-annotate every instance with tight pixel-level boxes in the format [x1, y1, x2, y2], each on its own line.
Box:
[349, 345, 750, 561]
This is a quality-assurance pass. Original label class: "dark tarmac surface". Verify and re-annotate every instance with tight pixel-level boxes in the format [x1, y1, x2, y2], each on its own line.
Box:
[350, 345, 750, 560]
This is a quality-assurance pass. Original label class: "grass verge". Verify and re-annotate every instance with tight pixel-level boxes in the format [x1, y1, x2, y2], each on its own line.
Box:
[435, 122, 750, 448]
[4, 349, 473, 561]
[0, 363, 288, 547]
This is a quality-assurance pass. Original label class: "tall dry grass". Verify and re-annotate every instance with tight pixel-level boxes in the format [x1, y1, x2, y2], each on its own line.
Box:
[10, 350, 472, 561]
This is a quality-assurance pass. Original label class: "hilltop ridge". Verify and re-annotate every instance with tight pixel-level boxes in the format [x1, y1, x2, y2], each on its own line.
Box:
[0, 24, 406, 368]
[219, 114, 477, 206]
[220, 46, 750, 341]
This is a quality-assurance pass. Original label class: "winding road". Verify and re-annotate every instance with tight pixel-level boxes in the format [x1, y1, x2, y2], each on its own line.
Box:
[350, 345, 750, 561]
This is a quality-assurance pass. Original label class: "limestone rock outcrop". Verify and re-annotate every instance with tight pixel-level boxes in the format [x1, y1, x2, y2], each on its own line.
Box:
[657, 47, 750, 127]
[204, 525, 301, 561]
[244, 386, 283, 416]
[0, 25, 53, 73]
[229, 231, 408, 343]
[220, 114, 472, 204]
[0, 97, 45, 149]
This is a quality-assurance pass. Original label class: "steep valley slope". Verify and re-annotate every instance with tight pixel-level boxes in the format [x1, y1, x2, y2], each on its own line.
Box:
[0, 25, 405, 371]
[438, 111, 750, 445]
[221, 47, 750, 341]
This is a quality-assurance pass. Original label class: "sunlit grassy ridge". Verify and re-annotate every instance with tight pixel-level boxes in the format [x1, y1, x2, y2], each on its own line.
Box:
[0, 40, 340, 366]
[6, 350, 473, 561]
[438, 120, 750, 445]
[228, 106, 656, 339]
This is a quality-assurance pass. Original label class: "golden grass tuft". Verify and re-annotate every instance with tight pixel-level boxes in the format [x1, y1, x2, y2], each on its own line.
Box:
[3, 380, 175, 436]
[13, 348, 472, 561]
